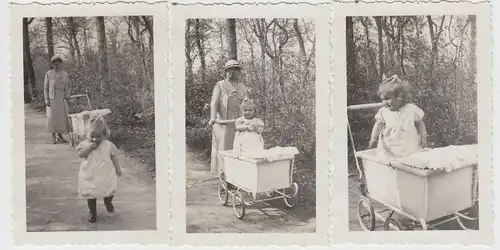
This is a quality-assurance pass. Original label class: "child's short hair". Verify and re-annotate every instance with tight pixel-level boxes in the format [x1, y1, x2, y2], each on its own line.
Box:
[377, 74, 412, 103]
[86, 115, 111, 139]
[240, 98, 258, 114]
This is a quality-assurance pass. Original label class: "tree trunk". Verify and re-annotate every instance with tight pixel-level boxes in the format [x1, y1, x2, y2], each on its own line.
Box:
[185, 19, 194, 85]
[141, 16, 154, 51]
[346, 17, 356, 88]
[45, 17, 54, 65]
[293, 18, 307, 67]
[195, 19, 206, 84]
[96, 16, 109, 91]
[23, 18, 33, 103]
[226, 19, 238, 60]
[469, 15, 476, 82]
[67, 17, 82, 67]
[361, 17, 378, 80]
[374, 16, 384, 81]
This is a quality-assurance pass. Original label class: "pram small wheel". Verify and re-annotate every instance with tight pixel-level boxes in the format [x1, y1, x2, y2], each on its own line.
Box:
[265, 191, 275, 198]
[232, 191, 245, 219]
[456, 203, 479, 230]
[218, 180, 228, 206]
[357, 196, 375, 231]
[384, 218, 402, 231]
[283, 182, 299, 208]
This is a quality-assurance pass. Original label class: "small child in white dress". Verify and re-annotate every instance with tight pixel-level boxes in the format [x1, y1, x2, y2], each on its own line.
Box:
[76, 115, 122, 223]
[233, 99, 264, 156]
[368, 75, 428, 158]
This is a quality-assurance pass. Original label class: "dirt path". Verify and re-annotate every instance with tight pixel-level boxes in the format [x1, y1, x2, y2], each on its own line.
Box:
[25, 105, 156, 231]
[185, 151, 316, 233]
[348, 175, 476, 231]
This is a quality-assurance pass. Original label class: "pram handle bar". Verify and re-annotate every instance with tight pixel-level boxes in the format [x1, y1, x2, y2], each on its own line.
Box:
[68, 94, 92, 110]
[346, 103, 384, 182]
[347, 103, 384, 111]
[216, 119, 237, 125]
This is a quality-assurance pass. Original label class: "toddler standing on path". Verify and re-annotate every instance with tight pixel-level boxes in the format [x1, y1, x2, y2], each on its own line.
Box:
[77, 115, 122, 223]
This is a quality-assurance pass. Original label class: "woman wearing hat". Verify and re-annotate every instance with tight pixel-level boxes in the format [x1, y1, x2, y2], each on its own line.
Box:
[208, 60, 249, 175]
[44, 55, 71, 144]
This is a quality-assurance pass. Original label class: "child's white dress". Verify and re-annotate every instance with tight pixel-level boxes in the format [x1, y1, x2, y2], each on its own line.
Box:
[375, 103, 424, 158]
[77, 140, 119, 199]
[233, 117, 264, 155]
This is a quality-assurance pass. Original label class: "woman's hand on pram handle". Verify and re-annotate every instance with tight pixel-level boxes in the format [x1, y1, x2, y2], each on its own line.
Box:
[208, 118, 216, 127]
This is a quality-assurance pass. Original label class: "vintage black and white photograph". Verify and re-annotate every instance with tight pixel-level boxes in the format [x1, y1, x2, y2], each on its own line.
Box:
[22, 15, 156, 232]
[184, 18, 316, 233]
[346, 15, 481, 231]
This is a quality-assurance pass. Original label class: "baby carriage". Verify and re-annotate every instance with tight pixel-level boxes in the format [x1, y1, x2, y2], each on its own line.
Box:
[347, 103, 479, 231]
[214, 119, 300, 219]
[65, 94, 111, 147]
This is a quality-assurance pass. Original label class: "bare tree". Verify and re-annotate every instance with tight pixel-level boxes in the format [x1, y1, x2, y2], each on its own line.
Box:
[293, 18, 307, 68]
[374, 16, 385, 81]
[346, 17, 356, 88]
[96, 16, 109, 90]
[427, 15, 446, 70]
[226, 19, 238, 60]
[66, 17, 82, 67]
[185, 19, 195, 85]
[23, 18, 36, 102]
[195, 19, 207, 83]
[45, 17, 54, 64]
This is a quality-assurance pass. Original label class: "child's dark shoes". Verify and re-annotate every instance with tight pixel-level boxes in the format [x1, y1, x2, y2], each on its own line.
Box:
[88, 213, 97, 223]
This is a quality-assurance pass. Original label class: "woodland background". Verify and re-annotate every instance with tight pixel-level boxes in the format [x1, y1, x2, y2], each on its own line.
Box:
[347, 15, 478, 173]
[23, 16, 156, 174]
[184, 18, 316, 211]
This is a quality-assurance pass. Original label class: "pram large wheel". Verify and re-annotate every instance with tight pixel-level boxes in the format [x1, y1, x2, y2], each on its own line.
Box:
[218, 180, 228, 206]
[283, 182, 299, 208]
[357, 196, 375, 231]
[384, 218, 402, 231]
[456, 203, 479, 230]
[232, 191, 245, 219]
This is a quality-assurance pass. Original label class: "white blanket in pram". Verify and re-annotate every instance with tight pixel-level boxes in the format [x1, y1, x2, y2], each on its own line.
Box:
[240, 147, 299, 162]
[396, 144, 478, 172]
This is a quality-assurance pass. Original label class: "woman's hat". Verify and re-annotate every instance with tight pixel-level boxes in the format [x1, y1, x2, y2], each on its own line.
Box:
[50, 55, 63, 63]
[224, 60, 241, 71]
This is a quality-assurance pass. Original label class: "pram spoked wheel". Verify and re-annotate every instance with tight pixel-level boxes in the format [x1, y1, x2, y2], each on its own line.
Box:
[357, 196, 375, 231]
[384, 218, 402, 231]
[218, 180, 229, 206]
[456, 203, 479, 230]
[283, 182, 299, 208]
[232, 191, 245, 219]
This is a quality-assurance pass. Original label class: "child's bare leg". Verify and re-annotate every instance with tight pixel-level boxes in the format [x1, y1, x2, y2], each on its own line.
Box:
[87, 199, 97, 222]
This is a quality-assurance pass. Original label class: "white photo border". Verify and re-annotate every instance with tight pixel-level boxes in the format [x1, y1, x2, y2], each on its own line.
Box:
[171, 2, 331, 246]
[331, 1, 493, 245]
[9, 2, 170, 246]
